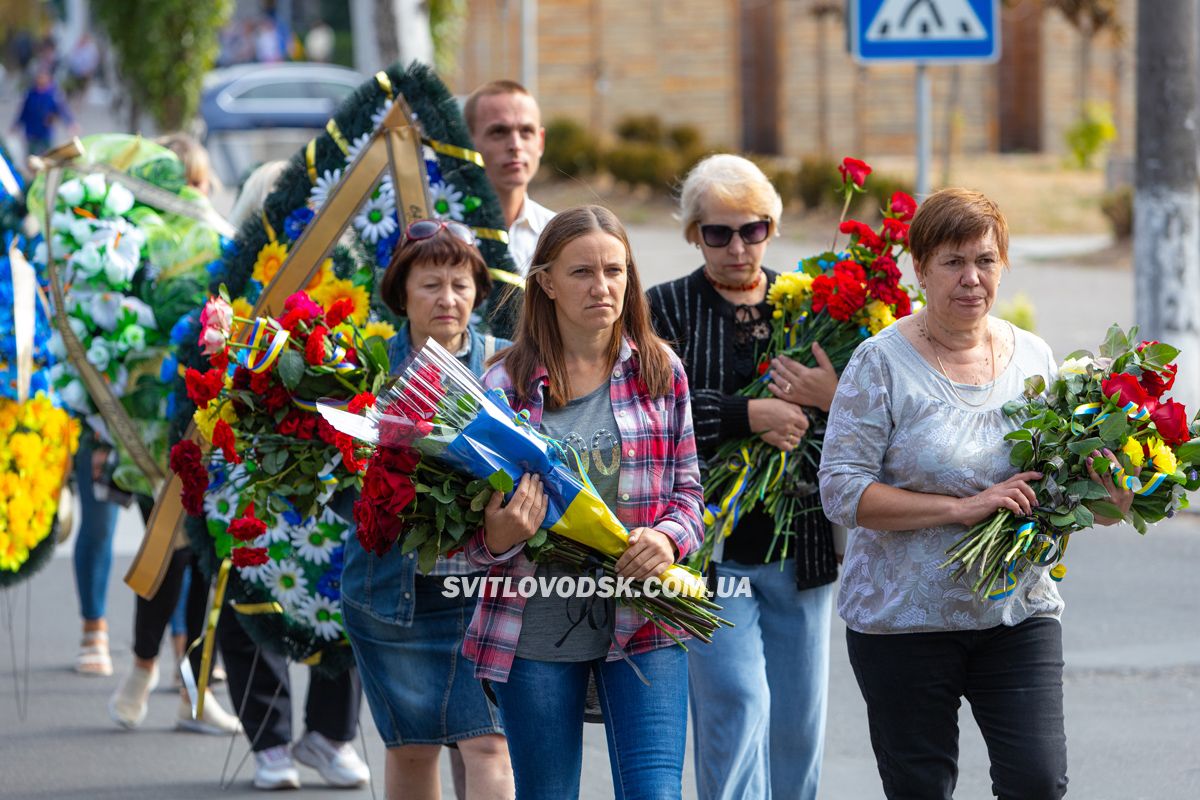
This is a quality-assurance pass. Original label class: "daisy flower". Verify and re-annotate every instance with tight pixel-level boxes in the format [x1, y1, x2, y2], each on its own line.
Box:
[428, 180, 465, 221]
[353, 193, 398, 244]
[203, 482, 238, 525]
[263, 559, 308, 610]
[291, 521, 341, 565]
[300, 594, 343, 640]
[309, 168, 343, 209]
[370, 99, 394, 130]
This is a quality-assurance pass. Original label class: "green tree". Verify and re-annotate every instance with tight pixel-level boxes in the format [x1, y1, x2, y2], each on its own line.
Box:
[93, 0, 233, 131]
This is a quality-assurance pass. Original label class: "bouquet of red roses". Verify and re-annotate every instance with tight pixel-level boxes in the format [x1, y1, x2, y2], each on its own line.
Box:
[697, 158, 921, 567]
[169, 288, 391, 529]
[943, 325, 1200, 598]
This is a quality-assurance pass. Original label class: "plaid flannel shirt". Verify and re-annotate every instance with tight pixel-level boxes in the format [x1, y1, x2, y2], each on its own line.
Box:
[462, 337, 705, 682]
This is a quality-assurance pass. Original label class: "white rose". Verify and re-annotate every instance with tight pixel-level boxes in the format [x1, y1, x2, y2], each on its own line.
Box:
[86, 339, 112, 372]
[82, 173, 107, 203]
[68, 316, 89, 340]
[103, 182, 135, 216]
[57, 178, 85, 206]
[69, 216, 95, 245]
[60, 379, 91, 415]
[70, 242, 104, 279]
[47, 332, 66, 359]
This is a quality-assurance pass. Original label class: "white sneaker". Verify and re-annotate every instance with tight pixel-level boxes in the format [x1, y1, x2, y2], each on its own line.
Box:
[291, 730, 370, 788]
[254, 745, 301, 790]
[175, 690, 243, 735]
[107, 663, 159, 729]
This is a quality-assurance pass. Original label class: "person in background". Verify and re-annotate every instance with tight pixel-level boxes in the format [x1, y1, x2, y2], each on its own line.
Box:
[11, 68, 76, 157]
[647, 154, 839, 800]
[304, 19, 334, 63]
[463, 80, 553, 278]
[342, 219, 513, 800]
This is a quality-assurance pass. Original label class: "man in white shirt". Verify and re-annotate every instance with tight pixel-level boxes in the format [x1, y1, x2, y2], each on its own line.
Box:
[464, 80, 555, 277]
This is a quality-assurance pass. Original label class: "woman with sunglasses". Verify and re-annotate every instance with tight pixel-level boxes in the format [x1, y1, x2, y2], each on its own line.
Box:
[646, 154, 840, 800]
[463, 205, 704, 799]
[341, 218, 514, 800]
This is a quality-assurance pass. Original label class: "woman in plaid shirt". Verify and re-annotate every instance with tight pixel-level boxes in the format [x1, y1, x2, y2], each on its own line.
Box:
[463, 205, 705, 799]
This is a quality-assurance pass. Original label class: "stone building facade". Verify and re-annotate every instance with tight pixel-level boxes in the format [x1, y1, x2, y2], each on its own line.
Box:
[451, 0, 1135, 160]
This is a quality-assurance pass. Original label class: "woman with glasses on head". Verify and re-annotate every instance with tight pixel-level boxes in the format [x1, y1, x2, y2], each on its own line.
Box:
[341, 218, 514, 800]
[646, 154, 839, 800]
[463, 205, 704, 799]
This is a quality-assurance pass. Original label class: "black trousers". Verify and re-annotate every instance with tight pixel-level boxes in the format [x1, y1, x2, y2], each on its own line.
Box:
[216, 605, 362, 751]
[846, 617, 1069, 800]
[131, 546, 207, 676]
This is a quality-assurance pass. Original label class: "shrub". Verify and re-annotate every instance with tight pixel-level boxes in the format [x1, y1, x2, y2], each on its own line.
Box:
[1064, 102, 1117, 170]
[1100, 185, 1133, 240]
[997, 293, 1037, 333]
[851, 171, 916, 219]
[604, 142, 681, 190]
[667, 124, 703, 152]
[796, 156, 839, 211]
[542, 117, 603, 178]
[615, 114, 664, 144]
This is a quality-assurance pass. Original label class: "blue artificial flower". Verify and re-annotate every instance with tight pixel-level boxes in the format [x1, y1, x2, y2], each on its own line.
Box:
[244, 279, 263, 304]
[283, 207, 315, 242]
[206, 258, 225, 277]
[374, 223, 400, 268]
[316, 569, 341, 601]
[207, 460, 228, 490]
[169, 312, 199, 346]
[220, 236, 238, 259]
[282, 506, 303, 526]
[159, 355, 179, 383]
[328, 545, 345, 572]
[424, 157, 443, 186]
[166, 393, 176, 418]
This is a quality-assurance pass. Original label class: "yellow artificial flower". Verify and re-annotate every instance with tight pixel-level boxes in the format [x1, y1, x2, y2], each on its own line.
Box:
[310, 278, 370, 326]
[305, 259, 335, 293]
[766, 272, 813, 314]
[252, 241, 290, 286]
[1147, 437, 1178, 475]
[362, 320, 397, 341]
[1121, 437, 1144, 468]
[865, 300, 898, 335]
[193, 400, 240, 445]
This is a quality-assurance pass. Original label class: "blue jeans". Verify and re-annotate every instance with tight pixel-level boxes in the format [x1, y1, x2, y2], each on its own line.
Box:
[492, 647, 688, 800]
[170, 566, 191, 637]
[72, 445, 120, 622]
[687, 559, 834, 800]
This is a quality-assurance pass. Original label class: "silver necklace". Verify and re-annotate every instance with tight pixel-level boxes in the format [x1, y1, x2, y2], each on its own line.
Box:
[923, 314, 996, 408]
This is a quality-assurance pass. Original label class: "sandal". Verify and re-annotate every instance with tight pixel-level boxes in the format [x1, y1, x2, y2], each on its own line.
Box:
[76, 630, 113, 677]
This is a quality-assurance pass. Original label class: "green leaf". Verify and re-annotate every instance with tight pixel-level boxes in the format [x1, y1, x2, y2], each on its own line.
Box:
[268, 541, 292, 561]
[1067, 437, 1105, 456]
[1084, 499, 1125, 521]
[470, 489, 492, 512]
[488, 469, 514, 494]
[527, 528, 548, 548]
[402, 526, 431, 552]
[435, 501, 447, 531]
[1140, 342, 1180, 369]
[1173, 438, 1200, 465]
[365, 336, 390, 373]
[417, 544, 440, 574]
[1072, 505, 1095, 529]
[1002, 400, 1025, 417]
[1009, 441, 1034, 467]
[262, 448, 288, 475]
[1023, 375, 1047, 398]
[1099, 325, 1130, 359]
[1004, 429, 1033, 442]
[1050, 512, 1075, 527]
[1097, 413, 1129, 445]
[277, 349, 305, 390]
[1130, 509, 1148, 534]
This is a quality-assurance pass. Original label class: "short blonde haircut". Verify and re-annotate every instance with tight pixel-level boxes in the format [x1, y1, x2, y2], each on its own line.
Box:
[155, 133, 215, 194]
[909, 188, 1010, 268]
[678, 154, 783, 244]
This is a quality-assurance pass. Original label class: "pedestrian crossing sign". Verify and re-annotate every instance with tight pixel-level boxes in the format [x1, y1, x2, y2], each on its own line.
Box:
[849, 0, 1001, 64]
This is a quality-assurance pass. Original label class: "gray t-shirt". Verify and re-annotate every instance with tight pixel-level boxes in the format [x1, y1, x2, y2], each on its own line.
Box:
[818, 322, 1065, 634]
[516, 380, 621, 661]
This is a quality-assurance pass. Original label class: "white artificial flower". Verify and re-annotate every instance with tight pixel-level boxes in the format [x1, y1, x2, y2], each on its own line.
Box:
[102, 182, 135, 216]
[118, 323, 147, 353]
[57, 178, 85, 206]
[68, 241, 104, 280]
[46, 363, 66, 384]
[309, 168, 343, 209]
[68, 316, 88, 340]
[120, 296, 157, 329]
[300, 595, 343, 640]
[265, 518, 294, 545]
[82, 173, 107, 203]
[370, 99, 394, 130]
[345, 132, 371, 165]
[85, 338, 111, 372]
[291, 521, 339, 565]
[236, 559, 274, 585]
[89, 291, 124, 332]
[1059, 356, 1096, 376]
[352, 193, 398, 244]
[47, 332, 66, 360]
[91, 220, 144, 285]
[428, 180, 465, 221]
[318, 506, 351, 542]
[203, 484, 238, 525]
[263, 559, 308, 610]
[32, 240, 47, 266]
[60, 379, 91, 415]
[110, 364, 129, 396]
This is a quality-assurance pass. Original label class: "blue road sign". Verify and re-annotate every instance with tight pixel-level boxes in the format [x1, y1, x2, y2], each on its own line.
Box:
[849, 0, 1001, 64]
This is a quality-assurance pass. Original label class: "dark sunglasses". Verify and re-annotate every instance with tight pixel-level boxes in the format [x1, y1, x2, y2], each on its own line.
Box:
[404, 218, 476, 246]
[699, 219, 771, 248]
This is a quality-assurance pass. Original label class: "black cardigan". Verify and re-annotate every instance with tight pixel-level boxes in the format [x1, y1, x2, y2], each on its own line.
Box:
[647, 266, 838, 589]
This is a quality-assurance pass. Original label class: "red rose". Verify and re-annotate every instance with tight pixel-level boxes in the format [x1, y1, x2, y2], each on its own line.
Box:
[228, 504, 267, 542]
[185, 367, 225, 409]
[353, 495, 403, 557]
[1141, 363, 1178, 399]
[1150, 400, 1191, 447]
[838, 157, 872, 188]
[297, 413, 317, 440]
[349, 392, 377, 414]
[1101, 373, 1151, 409]
[212, 419, 242, 464]
[882, 218, 909, 245]
[317, 417, 339, 446]
[232, 547, 270, 568]
[325, 297, 356, 329]
[889, 191, 917, 222]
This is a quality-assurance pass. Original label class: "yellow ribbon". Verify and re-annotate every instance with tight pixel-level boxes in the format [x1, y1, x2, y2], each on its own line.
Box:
[374, 71, 394, 100]
[489, 267, 525, 288]
[231, 600, 284, 615]
[261, 210, 277, 243]
[473, 226, 511, 244]
[183, 558, 231, 722]
[326, 120, 350, 156]
[305, 139, 318, 184]
[422, 137, 485, 168]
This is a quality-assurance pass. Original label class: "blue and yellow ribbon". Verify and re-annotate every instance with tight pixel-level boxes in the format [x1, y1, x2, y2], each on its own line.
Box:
[240, 321, 290, 374]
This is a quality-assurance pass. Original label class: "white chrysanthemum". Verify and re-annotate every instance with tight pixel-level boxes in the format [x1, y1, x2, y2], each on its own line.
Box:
[300, 594, 343, 640]
[352, 193, 398, 244]
[291, 522, 340, 565]
[263, 559, 308, 610]
[370, 100, 394, 130]
[345, 132, 371, 165]
[428, 181, 466, 221]
[203, 484, 238, 525]
[309, 168, 343, 209]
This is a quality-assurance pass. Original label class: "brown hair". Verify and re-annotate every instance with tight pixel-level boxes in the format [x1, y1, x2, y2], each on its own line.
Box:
[155, 132, 214, 194]
[495, 205, 672, 409]
[463, 79, 533, 135]
[379, 230, 492, 315]
[908, 188, 1010, 269]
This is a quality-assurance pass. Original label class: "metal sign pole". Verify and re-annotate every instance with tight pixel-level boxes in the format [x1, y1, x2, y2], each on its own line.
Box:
[916, 62, 931, 199]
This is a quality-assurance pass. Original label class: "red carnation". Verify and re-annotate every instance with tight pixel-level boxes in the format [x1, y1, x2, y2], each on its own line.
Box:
[232, 547, 270, 568]
[349, 392, 377, 414]
[297, 413, 317, 440]
[233, 366, 252, 390]
[249, 370, 271, 395]
[209, 348, 230, 372]
[893, 293, 913, 318]
[305, 325, 329, 365]
[280, 292, 323, 332]
[169, 440, 209, 516]
[882, 218, 909, 245]
[1150, 400, 1191, 447]
[811, 275, 835, 314]
[889, 191, 917, 222]
[337, 432, 364, 472]
[185, 367, 225, 409]
[827, 278, 867, 322]
[317, 417, 339, 446]
[839, 220, 885, 253]
[278, 410, 303, 436]
[834, 260, 866, 284]
[838, 157, 872, 188]
[264, 384, 291, 413]
[1102, 372, 1151, 410]
[757, 361, 769, 377]
[872, 254, 902, 284]
[325, 297, 356, 329]
[228, 503, 267, 542]
[212, 419, 242, 465]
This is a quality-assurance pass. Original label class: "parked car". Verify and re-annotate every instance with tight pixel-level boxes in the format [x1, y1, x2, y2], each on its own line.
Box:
[199, 62, 367, 184]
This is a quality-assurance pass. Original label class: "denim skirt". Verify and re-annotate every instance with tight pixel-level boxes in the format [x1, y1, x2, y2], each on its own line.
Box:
[343, 572, 504, 747]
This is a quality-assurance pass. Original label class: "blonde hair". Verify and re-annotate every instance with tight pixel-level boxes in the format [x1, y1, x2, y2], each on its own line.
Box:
[677, 154, 782, 244]
[155, 132, 215, 195]
[908, 188, 1010, 268]
[228, 161, 288, 228]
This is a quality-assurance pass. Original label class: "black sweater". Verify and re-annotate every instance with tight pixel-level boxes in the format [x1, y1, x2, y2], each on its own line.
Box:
[647, 266, 837, 589]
